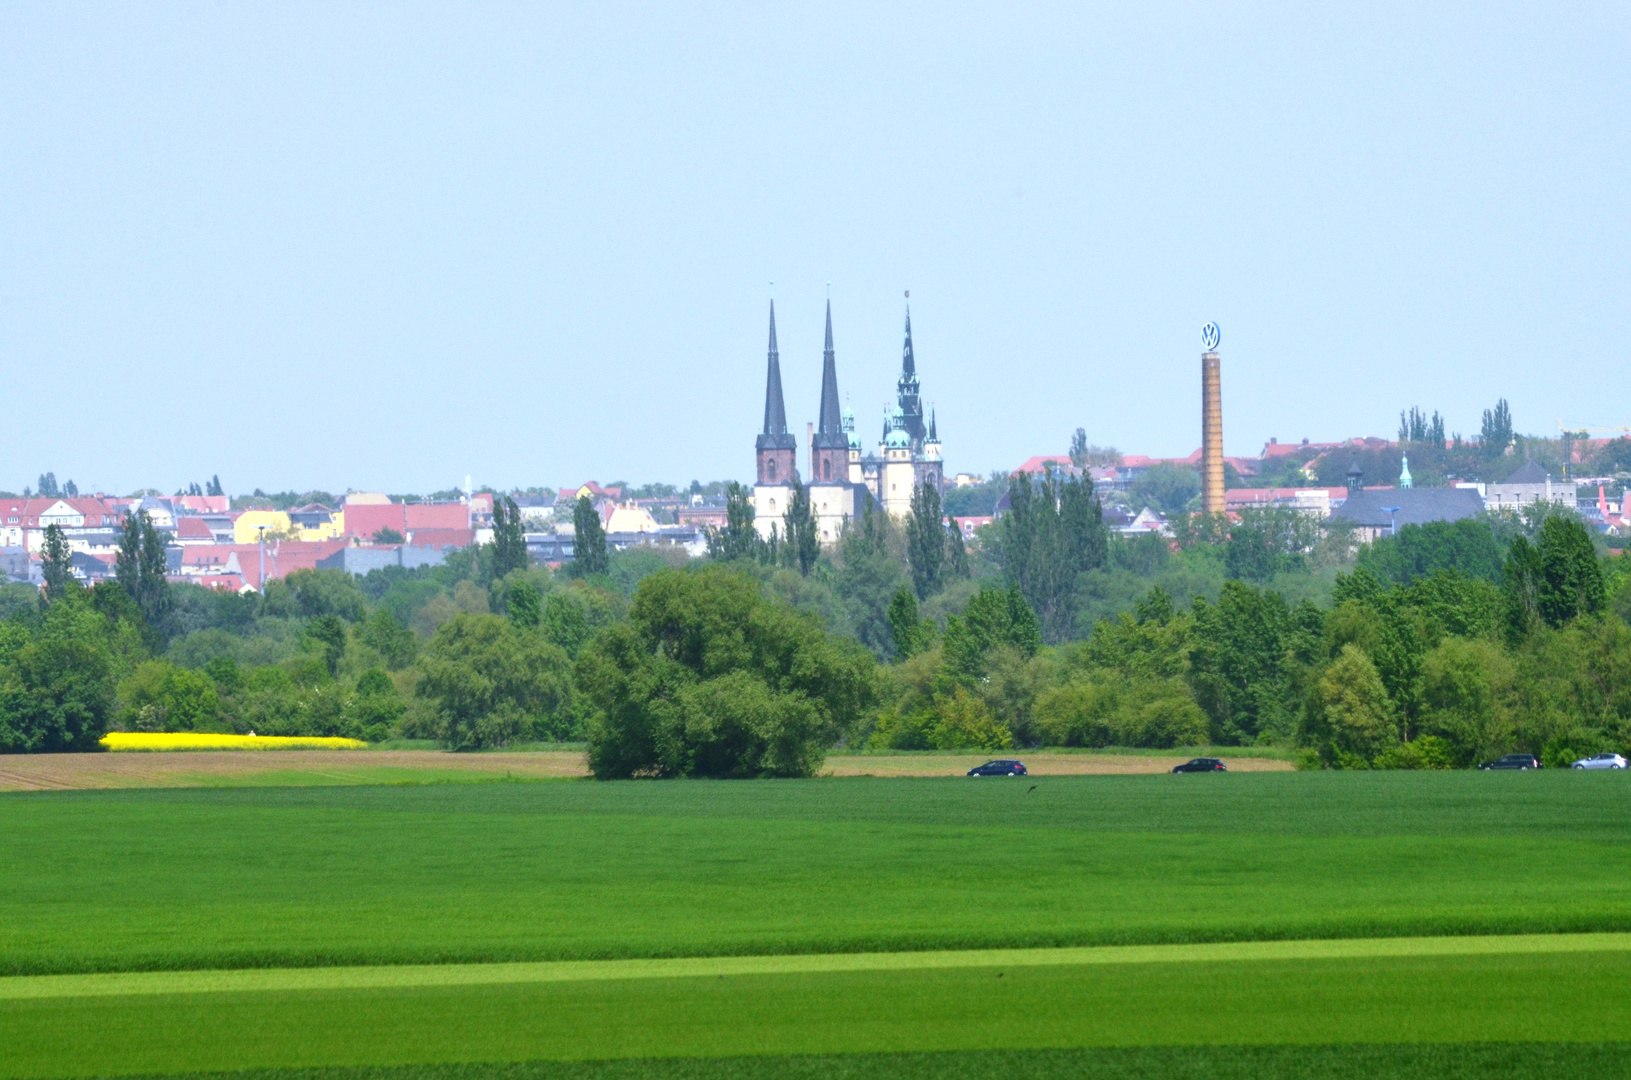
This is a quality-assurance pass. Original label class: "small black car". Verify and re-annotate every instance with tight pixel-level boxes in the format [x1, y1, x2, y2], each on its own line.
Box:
[967, 759, 1027, 776]
[1479, 754, 1543, 770]
[1172, 757, 1226, 773]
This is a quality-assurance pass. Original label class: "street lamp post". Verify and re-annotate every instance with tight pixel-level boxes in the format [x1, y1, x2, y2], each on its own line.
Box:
[257, 525, 267, 591]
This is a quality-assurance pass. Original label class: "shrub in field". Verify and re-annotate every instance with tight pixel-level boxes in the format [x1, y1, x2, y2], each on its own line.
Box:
[1034, 674, 1208, 748]
[1373, 735, 1455, 770]
[869, 684, 1012, 751]
[579, 566, 875, 778]
[116, 661, 220, 733]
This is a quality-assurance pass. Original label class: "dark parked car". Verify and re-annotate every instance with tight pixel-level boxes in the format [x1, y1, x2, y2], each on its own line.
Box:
[967, 759, 1027, 776]
[1172, 757, 1226, 773]
[1479, 754, 1542, 770]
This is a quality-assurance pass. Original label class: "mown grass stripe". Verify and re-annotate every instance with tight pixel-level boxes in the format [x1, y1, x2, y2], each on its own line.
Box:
[5, 932, 1629, 1001]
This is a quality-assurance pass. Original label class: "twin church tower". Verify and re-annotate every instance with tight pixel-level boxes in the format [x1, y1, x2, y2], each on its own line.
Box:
[753, 296, 944, 544]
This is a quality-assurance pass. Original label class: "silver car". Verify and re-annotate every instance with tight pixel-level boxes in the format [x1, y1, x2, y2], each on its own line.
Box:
[1571, 753, 1628, 770]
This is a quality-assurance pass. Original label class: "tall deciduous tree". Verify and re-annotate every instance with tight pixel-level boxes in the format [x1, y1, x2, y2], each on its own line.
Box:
[490, 495, 529, 580]
[906, 481, 945, 599]
[1502, 514, 1605, 637]
[1480, 398, 1513, 457]
[40, 524, 74, 603]
[945, 519, 969, 580]
[997, 470, 1106, 641]
[115, 510, 172, 638]
[706, 481, 763, 563]
[887, 585, 934, 660]
[573, 495, 609, 576]
[783, 477, 819, 576]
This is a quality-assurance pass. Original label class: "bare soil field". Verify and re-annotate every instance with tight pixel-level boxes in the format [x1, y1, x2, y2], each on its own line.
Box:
[0, 750, 589, 791]
[0, 749, 1292, 790]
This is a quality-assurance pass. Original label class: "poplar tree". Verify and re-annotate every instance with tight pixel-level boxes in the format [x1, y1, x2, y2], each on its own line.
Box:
[997, 470, 1106, 641]
[783, 477, 819, 576]
[40, 524, 74, 603]
[906, 481, 945, 599]
[490, 496, 529, 579]
[573, 495, 609, 576]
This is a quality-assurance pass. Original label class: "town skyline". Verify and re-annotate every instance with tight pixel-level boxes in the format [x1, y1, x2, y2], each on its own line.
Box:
[4, 5, 1628, 491]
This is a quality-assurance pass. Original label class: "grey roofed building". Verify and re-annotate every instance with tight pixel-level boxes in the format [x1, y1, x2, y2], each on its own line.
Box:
[1327, 487, 1485, 542]
[1484, 459, 1576, 512]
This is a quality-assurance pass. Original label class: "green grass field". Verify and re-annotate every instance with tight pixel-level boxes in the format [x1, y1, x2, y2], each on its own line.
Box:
[2, 770, 1629, 1078]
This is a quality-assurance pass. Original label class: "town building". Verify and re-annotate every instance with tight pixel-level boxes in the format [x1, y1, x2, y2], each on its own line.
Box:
[1484, 460, 1578, 512]
[1325, 463, 1485, 543]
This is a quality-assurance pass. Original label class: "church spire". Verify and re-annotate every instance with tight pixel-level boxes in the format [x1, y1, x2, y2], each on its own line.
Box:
[810, 297, 849, 484]
[901, 298, 916, 376]
[817, 299, 842, 435]
[928, 408, 938, 442]
[760, 299, 787, 437]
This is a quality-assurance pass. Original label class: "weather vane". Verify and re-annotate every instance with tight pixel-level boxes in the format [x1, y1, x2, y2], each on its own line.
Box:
[1201, 322, 1220, 351]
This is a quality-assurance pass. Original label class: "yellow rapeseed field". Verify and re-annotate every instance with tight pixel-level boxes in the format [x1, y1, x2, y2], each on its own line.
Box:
[100, 733, 368, 752]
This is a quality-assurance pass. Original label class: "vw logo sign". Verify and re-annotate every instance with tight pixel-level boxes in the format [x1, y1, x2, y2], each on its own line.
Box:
[1201, 322, 1221, 351]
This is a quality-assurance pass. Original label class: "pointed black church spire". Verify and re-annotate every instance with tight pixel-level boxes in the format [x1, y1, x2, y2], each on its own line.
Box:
[816, 299, 843, 437]
[895, 293, 925, 445]
[757, 299, 795, 452]
[928, 408, 938, 442]
[901, 300, 916, 376]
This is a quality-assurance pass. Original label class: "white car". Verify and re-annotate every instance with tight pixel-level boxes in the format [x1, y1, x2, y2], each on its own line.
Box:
[1571, 753, 1628, 770]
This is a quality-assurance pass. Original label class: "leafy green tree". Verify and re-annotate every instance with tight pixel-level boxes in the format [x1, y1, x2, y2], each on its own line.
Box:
[117, 661, 220, 732]
[1069, 428, 1089, 469]
[1188, 581, 1315, 744]
[945, 520, 969, 580]
[261, 568, 366, 622]
[372, 527, 406, 544]
[490, 495, 529, 580]
[1480, 398, 1513, 457]
[998, 470, 1106, 641]
[506, 579, 542, 630]
[304, 614, 348, 677]
[578, 566, 875, 778]
[887, 585, 935, 660]
[1417, 638, 1513, 767]
[573, 494, 610, 576]
[1357, 519, 1504, 585]
[1129, 463, 1200, 517]
[357, 607, 417, 670]
[706, 482, 764, 563]
[783, 477, 819, 576]
[40, 524, 75, 603]
[0, 633, 116, 752]
[415, 612, 575, 749]
[1503, 514, 1605, 637]
[1300, 644, 1396, 766]
[114, 510, 173, 637]
[906, 482, 945, 599]
[541, 591, 594, 657]
[942, 583, 1040, 686]
[1224, 505, 1317, 582]
[835, 503, 908, 658]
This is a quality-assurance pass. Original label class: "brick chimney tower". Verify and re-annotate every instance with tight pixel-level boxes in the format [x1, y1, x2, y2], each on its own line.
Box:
[1200, 323, 1225, 515]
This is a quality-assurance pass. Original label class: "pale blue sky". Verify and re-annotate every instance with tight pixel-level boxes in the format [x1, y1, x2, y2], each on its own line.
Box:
[2, 3, 1627, 495]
